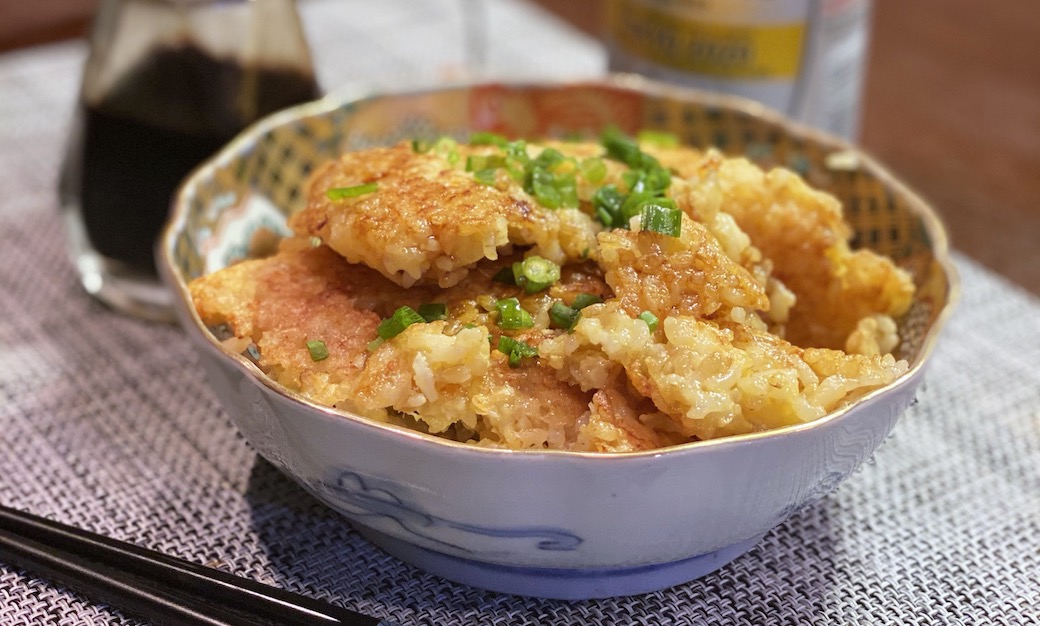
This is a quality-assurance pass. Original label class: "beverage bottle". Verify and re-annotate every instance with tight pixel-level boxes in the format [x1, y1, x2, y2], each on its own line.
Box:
[606, 0, 872, 139]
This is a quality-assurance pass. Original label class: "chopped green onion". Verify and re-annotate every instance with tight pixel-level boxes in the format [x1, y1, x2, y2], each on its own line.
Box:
[308, 236, 322, 247]
[602, 126, 644, 168]
[497, 335, 539, 367]
[550, 157, 578, 176]
[466, 154, 506, 172]
[602, 127, 669, 177]
[592, 185, 625, 227]
[411, 138, 433, 153]
[619, 190, 655, 224]
[325, 182, 378, 200]
[504, 157, 527, 181]
[492, 266, 516, 285]
[513, 256, 561, 294]
[622, 166, 670, 195]
[505, 140, 531, 163]
[640, 202, 682, 237]
[494, 298, 534, 330]
[417, 303, 447, 322]
[571, 293, 603, 310]
[470, 131, 508, 147]
[637, 129, 679, 148]
[580, 157, 607, 183]
[523, 148, 579, 209]
[377, 306, 425, 340]
[529, 167, 562, 208]
[306, 339, 329, 361]
[534, 148, 567, 169]
[591, 129, 678, 233]
[473, 168, 498, 186]
[367, 338, 384, 351]
[549, 301, 580, 331]
[504, 141, 532, 180]
[556, 173, 579, 207]
[433, 136, 460, 165]
[638, 310, 659, 333]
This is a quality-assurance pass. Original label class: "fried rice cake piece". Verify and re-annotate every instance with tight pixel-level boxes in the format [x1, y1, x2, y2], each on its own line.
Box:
[190, 240, 438, 414]
[190, 239, 661, 451]
[290, 140, 602, 289]
[596, 212, 770, 324]
[290, 138, 724, 292]
[675, 150, 915, 349]
[539, 302, 908, 441]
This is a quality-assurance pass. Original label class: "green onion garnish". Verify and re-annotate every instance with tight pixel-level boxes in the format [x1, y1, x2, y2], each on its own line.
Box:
[497, 335, 539, 367]
[494, 298, 534, 330]
[492, 266, 516, 285]
[306, 339, 329, 361]
[571, 293, 603, 309]
[602, 126, 644, 168]
[470, 131, 508, 147]
[534, 148, 567, 169]
[377, 306, 426, 340]
[530, 167, 562, 208]
[594, 128, 675, 231]
[522, 148, 579, 209]
[513, 256, 561, 294]
[473, 168, 498, 186]
[417, 303, 448, 322]
[549, 301, 580, 331]
[325, 182, 378, 200]
[433, 136, 460, 165]
[504, 141, 532, 181]
[640, 202, 682, 237]
[466, 154, 506, 172]
[637, 129, 679, 148]
[580, 157, 607, 183]
[411, 138, 433, 153]
[593, 185, 625, 227]
[638, 311, 659, 333]
[620, 190, 655, 223]
[622, 166, 670, 196]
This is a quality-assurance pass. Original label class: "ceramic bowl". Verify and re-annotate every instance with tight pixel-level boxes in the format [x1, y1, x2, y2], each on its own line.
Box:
[158, 77, 957, 600]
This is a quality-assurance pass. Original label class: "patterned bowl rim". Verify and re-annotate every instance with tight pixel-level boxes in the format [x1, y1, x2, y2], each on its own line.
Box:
[159, 74, 961, 460]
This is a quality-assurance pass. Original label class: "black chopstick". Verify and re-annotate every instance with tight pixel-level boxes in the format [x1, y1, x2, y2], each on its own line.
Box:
[0, 504, 393, 626]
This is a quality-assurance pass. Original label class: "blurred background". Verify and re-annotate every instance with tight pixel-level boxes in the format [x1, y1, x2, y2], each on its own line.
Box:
[3, 0, 1038, 294]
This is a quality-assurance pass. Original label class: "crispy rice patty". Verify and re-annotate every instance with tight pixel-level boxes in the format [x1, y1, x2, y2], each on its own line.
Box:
[191, 240, 665, 451]
[290, 141, 603, 289]
[677, 150, 915, 349]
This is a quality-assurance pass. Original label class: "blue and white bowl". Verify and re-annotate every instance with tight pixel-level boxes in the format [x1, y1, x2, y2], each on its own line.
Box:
[159, 77, 957, 599]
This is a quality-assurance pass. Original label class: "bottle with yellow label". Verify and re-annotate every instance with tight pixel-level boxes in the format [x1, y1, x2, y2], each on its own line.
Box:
[606, 0, 872, 139]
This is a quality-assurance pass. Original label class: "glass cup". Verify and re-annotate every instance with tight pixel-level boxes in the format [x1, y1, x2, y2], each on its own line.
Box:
[60, 0, 321, 322]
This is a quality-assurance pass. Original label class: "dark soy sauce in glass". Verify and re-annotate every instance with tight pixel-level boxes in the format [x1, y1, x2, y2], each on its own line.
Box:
[72, 43, 320, 273]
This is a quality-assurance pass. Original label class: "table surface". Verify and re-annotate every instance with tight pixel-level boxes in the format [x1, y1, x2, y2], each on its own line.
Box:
[0, 1, 1038, 624]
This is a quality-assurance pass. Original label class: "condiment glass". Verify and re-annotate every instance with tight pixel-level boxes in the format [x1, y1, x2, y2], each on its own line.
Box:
[60, 0, 320, 322]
